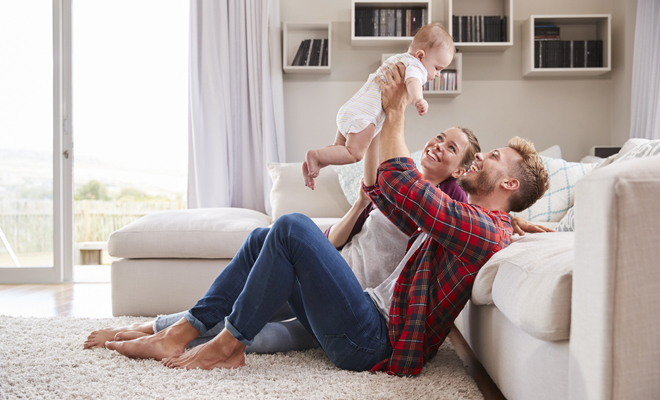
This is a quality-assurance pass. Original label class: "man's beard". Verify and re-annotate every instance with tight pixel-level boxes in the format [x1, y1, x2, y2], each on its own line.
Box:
[458, 169, 502, 197]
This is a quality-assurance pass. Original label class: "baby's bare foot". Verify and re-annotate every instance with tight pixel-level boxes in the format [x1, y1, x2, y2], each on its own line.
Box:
[83, 321, 154, 349]
[305, 150, 320, 178]
[302, 161, 316, 190]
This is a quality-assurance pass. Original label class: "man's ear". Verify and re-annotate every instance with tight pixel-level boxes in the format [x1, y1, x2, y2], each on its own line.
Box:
[451, 167, 466, 179]
[501, 178, 520, 191]
[415, 49, 425, 60]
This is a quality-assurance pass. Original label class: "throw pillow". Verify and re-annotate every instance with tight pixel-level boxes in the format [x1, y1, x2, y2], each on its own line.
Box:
[511, 157, 597, 223]
[267, 162, 350, 219]
[332, 150, 422, 205]
[556, 206, 575, 232]
[538, 145, 562, 159]
[610, 139, 660, 165]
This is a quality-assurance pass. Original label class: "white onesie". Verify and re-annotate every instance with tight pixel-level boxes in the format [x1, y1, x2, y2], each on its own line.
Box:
[336, 52, 428, 137]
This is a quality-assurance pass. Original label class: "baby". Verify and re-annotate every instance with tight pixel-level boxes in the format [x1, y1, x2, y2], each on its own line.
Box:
[302, 22, 456, 189]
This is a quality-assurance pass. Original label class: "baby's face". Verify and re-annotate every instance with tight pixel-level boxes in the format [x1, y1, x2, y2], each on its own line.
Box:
[420, 46, 454, 81]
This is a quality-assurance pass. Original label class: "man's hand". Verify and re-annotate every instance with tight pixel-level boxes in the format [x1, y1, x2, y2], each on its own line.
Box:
[375, 62, 411, 113]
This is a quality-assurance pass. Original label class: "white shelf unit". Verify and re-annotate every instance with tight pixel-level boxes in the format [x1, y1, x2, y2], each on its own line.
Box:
[380, 53, 462, 96]
[351, 0, 431, 46]
[522, 15, 611, 77]
[283, 22, 331, 74]
[445, 0, 513, 52]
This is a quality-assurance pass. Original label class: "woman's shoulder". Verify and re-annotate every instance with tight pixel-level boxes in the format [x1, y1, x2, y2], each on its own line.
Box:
[438, 178, 467, 203]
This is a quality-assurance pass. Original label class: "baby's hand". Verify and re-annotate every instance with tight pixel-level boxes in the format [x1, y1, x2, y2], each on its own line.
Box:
[414, 98, 428, 116]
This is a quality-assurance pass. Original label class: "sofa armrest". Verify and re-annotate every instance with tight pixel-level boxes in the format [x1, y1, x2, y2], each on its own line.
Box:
[569, 155, 660, 400]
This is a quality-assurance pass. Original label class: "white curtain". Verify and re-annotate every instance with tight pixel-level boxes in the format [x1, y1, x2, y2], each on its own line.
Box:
[188, 0, 286, 214]
[630, 0, 660, 140]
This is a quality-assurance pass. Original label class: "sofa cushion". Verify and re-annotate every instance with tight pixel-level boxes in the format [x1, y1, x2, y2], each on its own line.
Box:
[488, 233, 574, 341]
[268, 162, 350, 220]
[108, 208, 272, 259]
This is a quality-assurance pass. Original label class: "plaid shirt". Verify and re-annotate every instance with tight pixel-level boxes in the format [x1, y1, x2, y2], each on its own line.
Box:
[364, 158, 513, 376]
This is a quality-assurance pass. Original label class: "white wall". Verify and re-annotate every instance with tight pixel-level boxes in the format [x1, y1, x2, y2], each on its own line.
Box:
[281, 0, 636, 162]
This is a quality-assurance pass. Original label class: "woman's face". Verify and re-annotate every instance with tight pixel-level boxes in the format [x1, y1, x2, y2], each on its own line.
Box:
[419, 128, 470, 185]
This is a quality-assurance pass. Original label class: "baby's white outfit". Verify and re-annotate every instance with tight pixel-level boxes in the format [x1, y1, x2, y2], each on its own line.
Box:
[336, 52, 428, 137]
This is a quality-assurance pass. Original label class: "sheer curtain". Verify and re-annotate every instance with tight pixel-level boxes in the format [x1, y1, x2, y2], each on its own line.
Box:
[630, 0, 660, 140]
[187, 0, 285, 214]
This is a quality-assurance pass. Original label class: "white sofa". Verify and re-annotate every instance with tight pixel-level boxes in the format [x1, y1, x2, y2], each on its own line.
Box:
[108, 144, 660, 400]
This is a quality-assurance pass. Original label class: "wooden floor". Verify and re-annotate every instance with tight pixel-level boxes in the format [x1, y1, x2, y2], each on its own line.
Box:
[0, 283, 506, 400]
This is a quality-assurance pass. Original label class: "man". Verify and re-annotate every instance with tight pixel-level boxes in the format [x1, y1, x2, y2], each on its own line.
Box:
[105, 63, 548, 376]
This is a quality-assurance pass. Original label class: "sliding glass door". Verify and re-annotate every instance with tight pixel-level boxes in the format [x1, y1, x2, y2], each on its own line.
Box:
[0, 0, 72, 283]
[0, 0, 187, 283]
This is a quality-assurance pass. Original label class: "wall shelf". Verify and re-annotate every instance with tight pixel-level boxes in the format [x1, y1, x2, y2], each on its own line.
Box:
[283, 22, 331, 74]
[381, 53, 462, 97]
[445, 0, 513, 52]
[522, 15, 611, 77]
[351, 0, 431, 46]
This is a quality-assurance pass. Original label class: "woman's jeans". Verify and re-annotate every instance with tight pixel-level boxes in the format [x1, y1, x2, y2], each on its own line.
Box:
[154, 304, 320, 353]
[183, 213, 392, 372]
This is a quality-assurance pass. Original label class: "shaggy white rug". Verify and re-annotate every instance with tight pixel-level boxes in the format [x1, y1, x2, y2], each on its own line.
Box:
[0, 316, 483, 399]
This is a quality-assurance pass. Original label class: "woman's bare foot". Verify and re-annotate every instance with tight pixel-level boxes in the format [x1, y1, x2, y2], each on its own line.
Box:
[105, 318, 199, 361]
[114, 331, 150, 341]
[83, 321, 155, 349]
[162, 328, 246, 370]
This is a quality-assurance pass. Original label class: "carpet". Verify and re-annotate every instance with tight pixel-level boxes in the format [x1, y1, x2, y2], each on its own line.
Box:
[0, 316, 483, 399]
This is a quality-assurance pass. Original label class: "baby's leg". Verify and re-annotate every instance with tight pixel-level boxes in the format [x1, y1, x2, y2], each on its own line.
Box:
[303, 126, 375, 190]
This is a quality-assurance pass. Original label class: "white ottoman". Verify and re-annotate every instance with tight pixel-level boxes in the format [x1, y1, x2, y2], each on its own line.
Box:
[108, 207, 273, 316]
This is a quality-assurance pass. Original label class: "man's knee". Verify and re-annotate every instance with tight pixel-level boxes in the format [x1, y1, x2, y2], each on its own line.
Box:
[246, 227, 269, 247]
[271, 213, 313, 233]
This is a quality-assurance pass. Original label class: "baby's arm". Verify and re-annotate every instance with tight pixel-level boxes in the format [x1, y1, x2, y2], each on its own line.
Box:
[405, 78, 428, 116]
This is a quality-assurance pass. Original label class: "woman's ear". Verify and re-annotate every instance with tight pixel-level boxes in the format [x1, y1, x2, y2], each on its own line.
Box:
[451, 167, 466, 179]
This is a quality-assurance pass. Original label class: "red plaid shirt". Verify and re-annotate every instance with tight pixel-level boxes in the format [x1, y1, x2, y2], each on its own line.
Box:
[364, 158, 513, 376]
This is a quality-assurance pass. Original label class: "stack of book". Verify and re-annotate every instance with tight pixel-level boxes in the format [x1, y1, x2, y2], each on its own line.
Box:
[452, 16, 508, 42]
[533, 24, 603, 68]
[534, 40, 603, 68]
[424, 70, 457, 91]
[291, 38, 329, 67]
[354, 7, 427, 37]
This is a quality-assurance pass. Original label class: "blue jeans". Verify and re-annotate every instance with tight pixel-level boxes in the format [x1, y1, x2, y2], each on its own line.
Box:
[184, 213, 392, 372]
[154, 305, 320, 353]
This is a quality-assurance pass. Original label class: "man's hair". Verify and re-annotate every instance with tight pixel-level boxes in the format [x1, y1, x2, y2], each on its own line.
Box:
[410, 22, 455, 54]
[507, 137, 549, 212]
[452, 126, 480, 171]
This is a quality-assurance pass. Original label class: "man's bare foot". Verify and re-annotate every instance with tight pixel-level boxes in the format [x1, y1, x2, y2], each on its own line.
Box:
[162, 329, 246, 370]
[302, 161, 316, 190]
[105, 318, 199, 361]
[83, 321, 155, 349]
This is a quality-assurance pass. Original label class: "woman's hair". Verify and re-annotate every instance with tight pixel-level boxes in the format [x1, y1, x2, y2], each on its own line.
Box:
[410, 22, 455, 54]
[452, 126, 480, 171]
[506, 137, 549, 212]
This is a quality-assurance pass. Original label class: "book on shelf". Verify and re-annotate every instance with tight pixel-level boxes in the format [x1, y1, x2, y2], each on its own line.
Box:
[355, 7, 426, 37]
[423, 69, 457, 92]
[291, 38, 328, 67]
[452, 15, 507, 43]
[534, 39, 603, 68]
